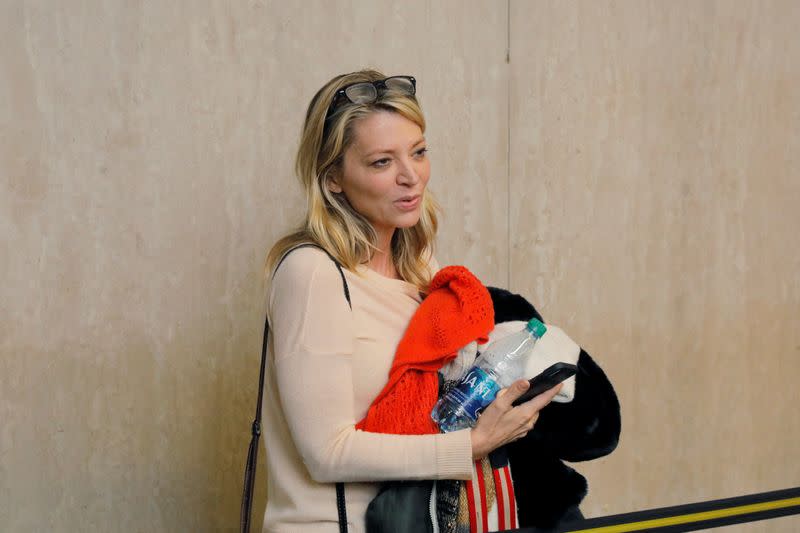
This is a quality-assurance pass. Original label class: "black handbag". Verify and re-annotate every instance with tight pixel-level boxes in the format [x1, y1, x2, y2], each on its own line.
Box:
[365, 480, 436, 533]
[240, 244, 351, 533]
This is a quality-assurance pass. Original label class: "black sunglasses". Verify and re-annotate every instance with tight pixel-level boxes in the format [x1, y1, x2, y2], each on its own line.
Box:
[325, 75, 417, 120]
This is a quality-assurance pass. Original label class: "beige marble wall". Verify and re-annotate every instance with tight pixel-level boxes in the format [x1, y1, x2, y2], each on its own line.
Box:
[1, 1, 797, 531]
[509, 1, 800, 530]
[0, 1, 508, 531]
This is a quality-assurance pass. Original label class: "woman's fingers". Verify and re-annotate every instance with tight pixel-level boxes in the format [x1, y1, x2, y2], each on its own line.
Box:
[492, 379, 531, 410]
[471, 380, 565, 458]
[517, 382, 563, 415]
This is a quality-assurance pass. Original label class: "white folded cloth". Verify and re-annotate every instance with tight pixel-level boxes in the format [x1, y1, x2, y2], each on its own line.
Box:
[442, 321, 580, 403]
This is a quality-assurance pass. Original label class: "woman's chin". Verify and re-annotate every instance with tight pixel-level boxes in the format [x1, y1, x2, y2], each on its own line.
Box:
[394, 211, 422, 229]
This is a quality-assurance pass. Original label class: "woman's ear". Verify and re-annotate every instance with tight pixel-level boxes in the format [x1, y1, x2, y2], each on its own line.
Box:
[326, 169, 343, 194]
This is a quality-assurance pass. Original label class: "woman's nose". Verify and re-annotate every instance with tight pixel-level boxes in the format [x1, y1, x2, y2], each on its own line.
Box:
[396, 157, 420, 185]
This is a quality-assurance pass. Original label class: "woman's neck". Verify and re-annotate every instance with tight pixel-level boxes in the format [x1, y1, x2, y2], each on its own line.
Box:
[367, 252, 398, 279]
[368, 230, 399, 279]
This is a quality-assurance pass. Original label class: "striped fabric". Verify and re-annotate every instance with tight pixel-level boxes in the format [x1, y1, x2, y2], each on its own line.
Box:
[493, 463, 517, 530]
[463, 458, 518, 533]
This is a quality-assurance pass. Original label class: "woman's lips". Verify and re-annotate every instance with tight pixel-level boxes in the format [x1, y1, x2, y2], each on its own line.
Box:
[395, 195, 421, 211]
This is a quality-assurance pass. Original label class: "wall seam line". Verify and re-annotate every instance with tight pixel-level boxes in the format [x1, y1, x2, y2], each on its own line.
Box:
[507, 0, 512, 290]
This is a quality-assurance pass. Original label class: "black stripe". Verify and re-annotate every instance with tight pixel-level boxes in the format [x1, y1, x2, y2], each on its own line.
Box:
[628, 504, 800, 532]
[504, 486, 800, 532]
[554, 486, 800, 531]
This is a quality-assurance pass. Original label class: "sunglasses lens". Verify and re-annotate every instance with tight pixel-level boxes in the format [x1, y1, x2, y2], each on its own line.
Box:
[384, 77, 415, 95]
[345, 83, 378, 104]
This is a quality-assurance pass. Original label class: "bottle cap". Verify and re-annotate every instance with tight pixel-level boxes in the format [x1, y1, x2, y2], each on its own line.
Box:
[526, 317, 547, 338]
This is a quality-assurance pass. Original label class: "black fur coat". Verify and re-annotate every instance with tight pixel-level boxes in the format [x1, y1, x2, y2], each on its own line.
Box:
[489, 287, 621, 531]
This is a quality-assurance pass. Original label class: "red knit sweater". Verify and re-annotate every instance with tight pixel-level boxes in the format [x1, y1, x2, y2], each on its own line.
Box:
[356, 266, 494, 434]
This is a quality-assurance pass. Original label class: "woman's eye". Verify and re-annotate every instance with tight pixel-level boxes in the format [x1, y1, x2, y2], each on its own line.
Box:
[371, 158, 391, 168]
[415, 148, 428, 158]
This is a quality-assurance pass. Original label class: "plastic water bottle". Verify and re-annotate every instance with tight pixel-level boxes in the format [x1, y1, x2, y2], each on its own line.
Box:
[431, 318, 547, 432]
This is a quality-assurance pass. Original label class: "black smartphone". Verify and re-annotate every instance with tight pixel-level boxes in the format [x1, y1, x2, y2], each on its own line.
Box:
[511, 362, 578, 406]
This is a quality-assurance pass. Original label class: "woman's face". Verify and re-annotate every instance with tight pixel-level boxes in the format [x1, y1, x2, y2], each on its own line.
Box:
[328, 111, 430, 242]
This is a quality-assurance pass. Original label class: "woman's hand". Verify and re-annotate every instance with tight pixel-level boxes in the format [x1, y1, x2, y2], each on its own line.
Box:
[469, 380, 562, 459]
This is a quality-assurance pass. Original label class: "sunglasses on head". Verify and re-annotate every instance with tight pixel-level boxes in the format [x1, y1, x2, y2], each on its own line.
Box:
[325, 75, 417, 121]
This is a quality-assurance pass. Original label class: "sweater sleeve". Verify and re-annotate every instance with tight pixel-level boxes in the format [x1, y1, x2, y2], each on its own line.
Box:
[269, 248, 473, 483]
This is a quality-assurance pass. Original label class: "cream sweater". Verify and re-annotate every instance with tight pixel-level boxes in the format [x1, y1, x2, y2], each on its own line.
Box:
[261, 247, 473, 533]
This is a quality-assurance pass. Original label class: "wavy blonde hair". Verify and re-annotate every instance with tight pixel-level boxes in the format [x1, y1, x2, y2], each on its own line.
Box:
[266, 68, 440, 291]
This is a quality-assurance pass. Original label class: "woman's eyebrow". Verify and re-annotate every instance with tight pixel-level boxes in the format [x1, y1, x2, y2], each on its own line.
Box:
[363, 137, 426, 158]
[363, 148, 393, 158]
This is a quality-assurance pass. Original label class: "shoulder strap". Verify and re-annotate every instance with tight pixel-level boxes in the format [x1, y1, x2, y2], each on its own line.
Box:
[240, 244, 351, 533]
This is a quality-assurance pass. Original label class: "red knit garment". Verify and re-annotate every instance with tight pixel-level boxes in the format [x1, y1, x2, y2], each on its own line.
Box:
[356, 266, 494, 434]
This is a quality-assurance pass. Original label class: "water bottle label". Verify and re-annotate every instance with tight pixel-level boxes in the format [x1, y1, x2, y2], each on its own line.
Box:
[448, 367, 501, 421]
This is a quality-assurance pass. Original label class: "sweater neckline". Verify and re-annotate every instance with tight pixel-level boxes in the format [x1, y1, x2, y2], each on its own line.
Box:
[356, 265, 422, 299]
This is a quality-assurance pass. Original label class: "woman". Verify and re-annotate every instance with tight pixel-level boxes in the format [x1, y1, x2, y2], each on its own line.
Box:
[261, 69, 562, 532]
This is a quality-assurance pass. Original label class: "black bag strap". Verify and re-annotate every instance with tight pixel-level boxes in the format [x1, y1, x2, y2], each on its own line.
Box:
[240, 243, 351, 533]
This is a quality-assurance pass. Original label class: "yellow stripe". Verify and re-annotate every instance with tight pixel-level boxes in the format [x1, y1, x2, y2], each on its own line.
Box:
[566, 496, 800, 533]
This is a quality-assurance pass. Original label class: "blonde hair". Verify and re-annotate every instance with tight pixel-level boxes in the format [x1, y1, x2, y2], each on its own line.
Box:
[266, 68, 440, 291]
